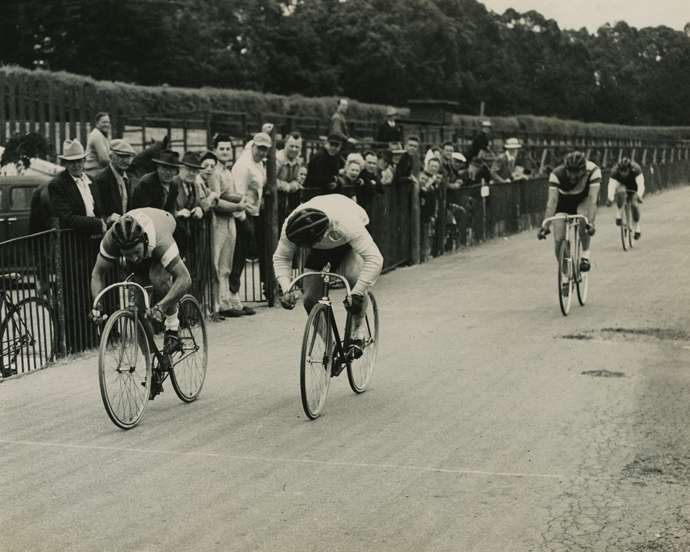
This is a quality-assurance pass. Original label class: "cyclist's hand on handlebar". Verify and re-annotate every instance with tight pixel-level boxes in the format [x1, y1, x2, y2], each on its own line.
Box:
[585, 223, 596, 236]
[279, 291, 299, 310]
[146, 305, 166, 324]
[537, 227, 550, 240]
[90, 308, 105, 323]
[345, 293, 365, 316]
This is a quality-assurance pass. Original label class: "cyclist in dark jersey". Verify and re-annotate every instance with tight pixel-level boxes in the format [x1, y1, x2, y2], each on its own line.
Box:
[90, 208, 192, 356]
[607, 157, 645, 240]
[538, 151, 600, 272]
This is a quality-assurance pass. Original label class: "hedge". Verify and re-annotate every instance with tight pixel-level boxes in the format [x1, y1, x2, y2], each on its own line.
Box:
[2, 65, 690, 143]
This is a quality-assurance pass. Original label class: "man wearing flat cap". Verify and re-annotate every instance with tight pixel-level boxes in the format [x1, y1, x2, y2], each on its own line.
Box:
[92, 138, 136, 226]
[49, 139, 105, 234]
[303, 134, 345, 193]
[131, 149, 181, 214]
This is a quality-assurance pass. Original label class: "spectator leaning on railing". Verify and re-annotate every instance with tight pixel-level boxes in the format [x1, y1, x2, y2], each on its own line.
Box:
[130, 149, 182, 214]
[84, 112, 112, 179]
[491, 137, 531, 183]
[466, 120, 494, 162]
[331, 154, 364, 200]
[49, 139, 105, 234]
[393, 136, 421, 187]
[174, 151, 218, 221]
[276, 132, 304, 193]
[303, 134, 345, 194]
[92, 138, 136, 227]
[227, 132, 273, 316]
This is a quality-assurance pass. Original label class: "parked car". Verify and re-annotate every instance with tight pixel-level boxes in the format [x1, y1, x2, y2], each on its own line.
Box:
[0, 175, 51, 241]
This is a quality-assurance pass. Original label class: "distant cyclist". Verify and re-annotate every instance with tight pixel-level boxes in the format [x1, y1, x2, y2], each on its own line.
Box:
[273, 194, 384, 360]
[91, 208, 192, 385]
[538, 151, 600, 271]
[607, 157, 644, 240]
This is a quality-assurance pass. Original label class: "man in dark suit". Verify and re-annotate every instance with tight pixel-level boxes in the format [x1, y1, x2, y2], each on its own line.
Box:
[48, 139, 105, 234]
[92, 138, 136, 227]
[130, 149, 181, 214]
[303, 135, 344, 194]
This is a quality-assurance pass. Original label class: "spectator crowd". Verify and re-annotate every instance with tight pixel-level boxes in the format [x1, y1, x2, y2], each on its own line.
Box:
[23, 101, 542, 322]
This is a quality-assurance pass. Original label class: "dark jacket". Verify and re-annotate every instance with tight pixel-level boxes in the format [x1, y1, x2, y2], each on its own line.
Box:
[375, 122, 402, 144]
[393, 152, 418, 186]
[29, 184, 54, 233]
[92, 165, 131, 219]
[48, 170, 103, 233]
[303, 149, 344, 194]
[130, 171, 178, 214]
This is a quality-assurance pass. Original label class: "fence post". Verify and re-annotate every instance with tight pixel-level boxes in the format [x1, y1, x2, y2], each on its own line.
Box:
[264, 128, 279, 306]
[410, 179, 421, 265]
[0, 70, 6, 145]
[51, 228, 68, 357]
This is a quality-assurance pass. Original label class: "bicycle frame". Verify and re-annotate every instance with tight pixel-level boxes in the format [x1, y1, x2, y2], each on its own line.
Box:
[92, 281, 197, 372]
[287, 267, 356, 370]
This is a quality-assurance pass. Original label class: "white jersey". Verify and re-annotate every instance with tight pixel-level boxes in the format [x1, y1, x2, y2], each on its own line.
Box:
[273, 194, 383, 295]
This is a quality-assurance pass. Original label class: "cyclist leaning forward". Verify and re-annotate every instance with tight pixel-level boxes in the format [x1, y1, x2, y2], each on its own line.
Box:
[273, 194, 383, 371]
[607, 157, 645, 240]
[538, 151, 601, 272]
[90, 208, 192, 394]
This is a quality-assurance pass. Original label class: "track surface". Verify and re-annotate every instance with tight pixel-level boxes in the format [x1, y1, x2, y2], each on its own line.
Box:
[2, 187, 690, 552]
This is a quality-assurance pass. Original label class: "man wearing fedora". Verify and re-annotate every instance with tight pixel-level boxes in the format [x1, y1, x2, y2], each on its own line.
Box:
[174, 151, 219, 220]
[92, 138, 136, 226]
[131, 149, 181, 214]
[491, 137, 532, 183]
[49, 139, 105, 234]
[376, 107, 403, 147]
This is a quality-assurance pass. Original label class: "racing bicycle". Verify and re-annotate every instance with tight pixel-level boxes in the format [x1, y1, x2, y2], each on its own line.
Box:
[286, 266, 379, 420]
[92, 278, 208, 429]
[541, 214, 593, 316]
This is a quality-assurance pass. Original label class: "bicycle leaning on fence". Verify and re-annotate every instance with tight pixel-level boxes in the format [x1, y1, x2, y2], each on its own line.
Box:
[0, 285, 55, 378]
[539, 214, 594, 316]
[286, 265, 379, 420]
[91, 277, 208, 429]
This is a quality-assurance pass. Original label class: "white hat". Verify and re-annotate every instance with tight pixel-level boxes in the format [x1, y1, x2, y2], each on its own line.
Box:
[58, 139, 87, 161]
[504, 137, 522, 149]
[451, 152, 467, 163]
[481, 120, 493, 128]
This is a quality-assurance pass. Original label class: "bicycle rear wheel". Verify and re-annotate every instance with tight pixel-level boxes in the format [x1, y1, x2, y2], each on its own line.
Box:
[300, 303, 333, 419]
[170, 295, 208, 402]
[558, 240, 573, 316]
[347, 291, 379, 394]
[0, 297, 55, 377]
[99, 309, 151, 430]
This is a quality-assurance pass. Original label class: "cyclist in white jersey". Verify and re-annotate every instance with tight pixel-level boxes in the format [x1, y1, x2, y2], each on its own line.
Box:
[90, 208, 192, 361]
[273, 194, 384, 355]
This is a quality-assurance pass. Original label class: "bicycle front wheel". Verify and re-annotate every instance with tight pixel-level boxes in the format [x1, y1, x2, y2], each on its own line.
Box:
[99, 309, 151, 430]
[626, 203, 634, 249]
[558, 240, 573, 316]
[170, 295, 208, 402]
[347, 291, 379, 394]
[0, 296, 55, 377]
[574, 233, 589, 306]
[300, 303, 333, 419]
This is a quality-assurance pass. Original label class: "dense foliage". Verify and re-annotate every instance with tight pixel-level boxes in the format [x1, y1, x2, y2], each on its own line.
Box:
[2, 0, 690, 125]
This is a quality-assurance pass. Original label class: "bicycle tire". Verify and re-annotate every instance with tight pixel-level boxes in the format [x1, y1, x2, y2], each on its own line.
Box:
[575, 230, 589, 306]
[300, 303, 333, 419]
[558, 240, 573, 316]
[347, 291, 379, 394]
[170, 294, 208, 402]
[0, 296, 55, 377]
[620, 216, 628, 251]
[626, 202, 634, 249]
[99, 309, 151, 430]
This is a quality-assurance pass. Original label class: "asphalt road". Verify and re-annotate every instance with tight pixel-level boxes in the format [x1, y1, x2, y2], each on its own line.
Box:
[2, 186, 690, 552]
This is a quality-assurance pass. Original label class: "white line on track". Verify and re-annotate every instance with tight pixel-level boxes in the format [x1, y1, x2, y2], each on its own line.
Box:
[0, 437, 574, 481]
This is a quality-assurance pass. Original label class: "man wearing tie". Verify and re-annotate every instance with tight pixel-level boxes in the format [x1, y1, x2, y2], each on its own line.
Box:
[49, 139, 105, 234]
[92, 138, 136, 227]
[491, 137, 530, 183]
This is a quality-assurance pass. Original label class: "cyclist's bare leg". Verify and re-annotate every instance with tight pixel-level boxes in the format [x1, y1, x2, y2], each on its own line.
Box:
[339, 250, 369, 339]
[149, 263, 178, 331]
[550, 216, 567, 261]
[615, 183, 627, 221]
[577, 201, 593, 253]
[630, 192, 641, 233]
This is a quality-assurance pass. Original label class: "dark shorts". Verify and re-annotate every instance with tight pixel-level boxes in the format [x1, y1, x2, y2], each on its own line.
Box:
[556, 190, 588, 215]
[304, 244, 352, 272]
